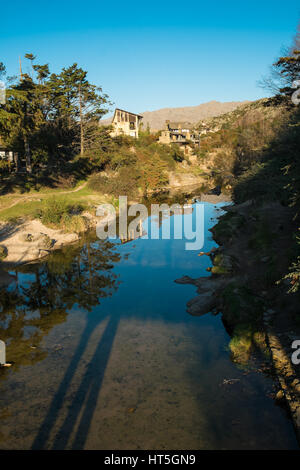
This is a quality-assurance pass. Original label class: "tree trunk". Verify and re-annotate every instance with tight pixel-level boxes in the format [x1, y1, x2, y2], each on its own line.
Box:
[24, 138, 32, 173]
[79, 85, 84, 155]
[13, 152, 19, 172]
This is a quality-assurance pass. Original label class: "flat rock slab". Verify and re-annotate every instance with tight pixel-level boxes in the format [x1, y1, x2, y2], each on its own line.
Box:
[174, 276, 196, 285]
[0, 219, 79, 265]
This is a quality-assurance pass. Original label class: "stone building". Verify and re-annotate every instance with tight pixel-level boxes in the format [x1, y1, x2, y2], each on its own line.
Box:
[159, 120, 200, 147]
[111, 108, 143, 138]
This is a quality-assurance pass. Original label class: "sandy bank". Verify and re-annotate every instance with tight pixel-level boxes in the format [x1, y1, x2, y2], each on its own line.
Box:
[0, 219, 80, 265]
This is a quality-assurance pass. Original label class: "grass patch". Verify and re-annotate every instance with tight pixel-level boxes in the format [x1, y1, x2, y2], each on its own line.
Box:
[0, 200, 44, 222]
[0, 184, 106, 223]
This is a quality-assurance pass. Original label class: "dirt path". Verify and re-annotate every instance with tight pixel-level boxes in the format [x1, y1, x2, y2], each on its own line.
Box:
[0, 181, 88, 214]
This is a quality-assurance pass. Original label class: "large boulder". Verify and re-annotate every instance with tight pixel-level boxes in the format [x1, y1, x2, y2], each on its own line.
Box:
[186, 293, 217, 316]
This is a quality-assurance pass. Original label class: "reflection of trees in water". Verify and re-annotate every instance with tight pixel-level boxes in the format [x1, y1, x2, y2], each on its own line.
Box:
[0, 237, 121, 380]
[140, 187, 201, 230]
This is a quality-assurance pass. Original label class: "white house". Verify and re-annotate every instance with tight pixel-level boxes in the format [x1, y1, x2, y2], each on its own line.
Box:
[110, 108, 143, 138]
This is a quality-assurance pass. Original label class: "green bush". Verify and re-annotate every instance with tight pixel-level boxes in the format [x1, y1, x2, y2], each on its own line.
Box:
[37, 198, 70, 225]
[109, 150, 137, 170]
[0, 160, 10, 176]
[88, 167, 140, 198]
[61, 214, 88, 233]
[88, 173, 110, 193]
[229, 324, 254, 364]
[36, 198, 85, 227]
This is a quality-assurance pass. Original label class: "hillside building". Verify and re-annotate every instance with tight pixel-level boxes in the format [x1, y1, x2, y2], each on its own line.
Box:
[159, 121, 200, 147]
[111, 108, 143, 138]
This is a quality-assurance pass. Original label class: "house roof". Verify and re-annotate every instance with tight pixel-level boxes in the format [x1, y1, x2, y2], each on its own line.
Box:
[113, 108, 143, 119]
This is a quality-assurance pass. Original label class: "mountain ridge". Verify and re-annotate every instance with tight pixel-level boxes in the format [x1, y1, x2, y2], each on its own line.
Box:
[100, 100, 251, 130]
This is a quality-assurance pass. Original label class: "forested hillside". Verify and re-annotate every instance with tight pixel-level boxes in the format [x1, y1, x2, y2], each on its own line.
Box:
[195, 46, 300, 315]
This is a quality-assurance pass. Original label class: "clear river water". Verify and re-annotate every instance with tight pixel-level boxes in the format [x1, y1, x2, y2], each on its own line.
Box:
[0, 198, 298, 449]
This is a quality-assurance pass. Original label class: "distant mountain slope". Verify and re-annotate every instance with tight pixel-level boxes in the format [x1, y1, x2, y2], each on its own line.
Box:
[100, 100, 251, 130]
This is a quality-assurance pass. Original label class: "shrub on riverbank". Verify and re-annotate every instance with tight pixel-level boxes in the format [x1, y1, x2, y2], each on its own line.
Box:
[88, 167, 140, 199]
[61, 214, 88, 233]
[228, 325, 269, 366]
[88, 149, 171, 198]
[36, 198, 86, 230]
[229, 324, 253, 364]
[202, 96, 300, 299]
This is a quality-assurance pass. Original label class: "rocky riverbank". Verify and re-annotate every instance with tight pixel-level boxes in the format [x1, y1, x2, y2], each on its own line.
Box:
[0, 176, 219, 267]
[176, 198, 300, 444]
[0, 219, 79, 265]
[0, 210, 101, 267]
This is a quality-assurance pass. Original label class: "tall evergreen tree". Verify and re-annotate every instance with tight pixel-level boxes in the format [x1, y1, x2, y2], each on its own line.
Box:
[0, 58, 110, 171]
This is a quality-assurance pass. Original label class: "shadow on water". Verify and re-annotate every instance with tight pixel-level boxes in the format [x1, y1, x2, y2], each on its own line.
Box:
[32, 313, 120, 450]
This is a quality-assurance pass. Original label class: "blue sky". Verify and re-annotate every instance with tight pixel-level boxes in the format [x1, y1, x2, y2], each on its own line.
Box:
[0, 1, 299, 115]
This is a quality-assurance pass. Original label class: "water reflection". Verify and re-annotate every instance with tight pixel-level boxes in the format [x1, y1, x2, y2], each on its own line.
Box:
[0, 238, 121, 381]
[0, 188, 200, 391]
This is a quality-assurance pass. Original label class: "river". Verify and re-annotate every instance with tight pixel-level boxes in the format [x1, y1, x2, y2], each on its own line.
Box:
[0, 197, 298, 449]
